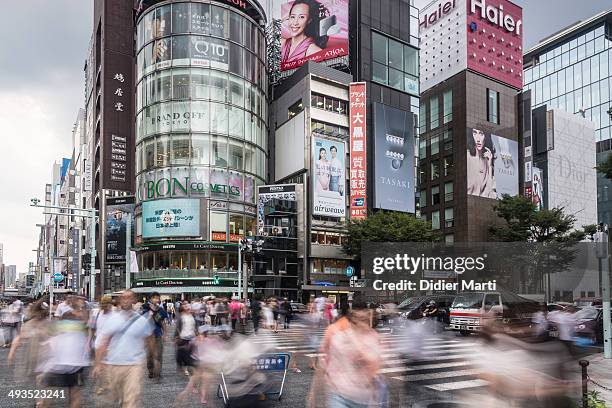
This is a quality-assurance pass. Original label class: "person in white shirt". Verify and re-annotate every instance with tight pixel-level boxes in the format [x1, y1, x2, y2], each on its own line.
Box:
[93, 290, 154, 408]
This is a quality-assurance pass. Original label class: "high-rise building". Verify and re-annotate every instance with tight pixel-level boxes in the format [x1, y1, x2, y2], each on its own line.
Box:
[523, 10, 612, 225]
[130, 0, 269, 298]
[83, 0, 136, 296]
[417, 0, 524, 242]
[5, 265, 17, 289]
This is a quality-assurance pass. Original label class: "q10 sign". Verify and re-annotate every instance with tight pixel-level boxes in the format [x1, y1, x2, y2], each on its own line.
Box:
[420, 0, 523, 90]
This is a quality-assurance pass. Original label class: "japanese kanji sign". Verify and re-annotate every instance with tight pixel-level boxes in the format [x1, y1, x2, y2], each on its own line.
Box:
[349, 82, 367, 219]
[142, 199, 200, 238]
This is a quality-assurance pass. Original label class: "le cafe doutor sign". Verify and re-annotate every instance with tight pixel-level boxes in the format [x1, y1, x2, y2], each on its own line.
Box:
[139, 176, 240, 200]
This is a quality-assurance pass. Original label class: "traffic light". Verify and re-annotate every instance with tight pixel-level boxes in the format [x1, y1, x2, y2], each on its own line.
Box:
[213, 274, 220, 285]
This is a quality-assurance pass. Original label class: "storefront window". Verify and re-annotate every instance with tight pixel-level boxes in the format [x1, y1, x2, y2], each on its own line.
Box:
[191, 253, 208, 270]
[171, 252, 189, 269]
[158, 252, 170, 269]
[210, 252, 227, 271]
[229, 213, 244, 238]
[210, 211, 227, 241]
[228, 253, 238, 271]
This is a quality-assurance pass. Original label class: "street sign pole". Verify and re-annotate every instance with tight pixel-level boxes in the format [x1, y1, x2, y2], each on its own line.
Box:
[89, 208, 97, 302]
[595, 228, 611, 359]
[125, 214, 131, 291]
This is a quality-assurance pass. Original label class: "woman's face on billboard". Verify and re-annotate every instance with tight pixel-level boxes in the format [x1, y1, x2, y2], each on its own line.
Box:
[472, 129, 485, 152]
[319, 149, 327, 160]
[289, 4, 310, 37]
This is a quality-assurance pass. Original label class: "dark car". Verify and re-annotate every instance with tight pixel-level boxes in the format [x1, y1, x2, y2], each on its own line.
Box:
[399, 294, 456, 324]
[574, 307, 604, 344]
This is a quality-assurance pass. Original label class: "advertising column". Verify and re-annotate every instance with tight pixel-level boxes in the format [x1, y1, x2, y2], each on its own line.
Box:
[349, 82, 367, 219]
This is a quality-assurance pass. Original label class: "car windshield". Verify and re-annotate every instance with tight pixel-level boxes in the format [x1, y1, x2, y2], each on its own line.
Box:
[398, 296, 423, 309]
[574, 307, 599, 320]
[452, 293, 484, 309]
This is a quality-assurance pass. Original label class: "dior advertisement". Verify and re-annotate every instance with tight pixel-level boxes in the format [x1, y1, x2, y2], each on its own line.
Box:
[373, 103, 416, 213]
[466, 128, 519, 199]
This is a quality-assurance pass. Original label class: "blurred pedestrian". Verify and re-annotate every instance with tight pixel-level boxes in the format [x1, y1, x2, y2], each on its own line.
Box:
[280, 298, 292, 330]
[92, 290, 154, 408]
[250, 295, 262, 335]
[313, 300, 384, 408]
[175, 302, 196, 376]
[141, 291, 167, 380]
[229, 296, 242, 332]
[87, 294, 114, 395]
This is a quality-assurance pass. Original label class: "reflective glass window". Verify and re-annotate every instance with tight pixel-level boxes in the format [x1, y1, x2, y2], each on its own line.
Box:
[190, 3, 210, 35]
[228, 139, 244, 170]
[230, 11, 243, 43]
[229, 43, 244, 77]
[210, 6, 229, 38]
[191, 69, 209, 99]
[191, 134, 210, 165]
[173, 68, 191, 99]
[191, 100, 210, 133]
[209, 71, 227, 102]
[172, 3, 190, 33]
[156, 135, 170, 167]
[211, 135, 228, 166]
[144, 138, 155, 169]
[171, 134, 191, 165]
[228, 106, 244, 137]
[171, 101, 190, 133]
[209, 212, 228, 241]
[171, 35, 190, 65]
[210, 103, 228, 135]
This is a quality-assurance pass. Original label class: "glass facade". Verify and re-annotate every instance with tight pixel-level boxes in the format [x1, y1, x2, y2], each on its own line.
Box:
[135, 1, 268, 272]
[524, 24, 611, 142]
[524, 21, 612, 224]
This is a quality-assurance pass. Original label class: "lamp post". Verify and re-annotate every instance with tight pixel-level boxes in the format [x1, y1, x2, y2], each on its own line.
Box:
[30, 198, 99, 302]
[238, 238, 264, 300]
[595, 223, 611, 359]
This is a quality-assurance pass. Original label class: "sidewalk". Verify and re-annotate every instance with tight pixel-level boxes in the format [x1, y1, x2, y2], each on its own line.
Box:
[580, 353, 612, 403]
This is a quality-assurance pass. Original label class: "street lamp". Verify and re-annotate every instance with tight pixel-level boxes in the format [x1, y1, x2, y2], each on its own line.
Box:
[238, 238, 264, 300]
[30, 198, 99, 303]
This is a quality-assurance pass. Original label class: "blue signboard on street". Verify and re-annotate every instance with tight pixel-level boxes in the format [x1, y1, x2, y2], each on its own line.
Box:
[52, 273, 64, 282]
[345, 266, 354, 277]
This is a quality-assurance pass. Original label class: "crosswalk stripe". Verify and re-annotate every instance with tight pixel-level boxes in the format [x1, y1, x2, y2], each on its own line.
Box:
[425, 379, 489, 391]
[378, 361, 474, 373]
[392, 368, 482, 382]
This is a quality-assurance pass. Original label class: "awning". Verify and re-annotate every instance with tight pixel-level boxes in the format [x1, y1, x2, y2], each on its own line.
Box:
[131, 286, 254, 294]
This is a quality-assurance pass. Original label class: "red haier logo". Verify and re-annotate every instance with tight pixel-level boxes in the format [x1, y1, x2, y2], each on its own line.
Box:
[470, 0, 522, 35]
[420, 0, 457, 30]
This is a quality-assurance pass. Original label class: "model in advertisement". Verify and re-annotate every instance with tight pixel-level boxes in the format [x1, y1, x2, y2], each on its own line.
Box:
[533, 171, 543, 210]
[315, 147, 331, 192]
[281, 0, 327, 64]
[467, 128, 497, 198]
[328, 145, 344, 196]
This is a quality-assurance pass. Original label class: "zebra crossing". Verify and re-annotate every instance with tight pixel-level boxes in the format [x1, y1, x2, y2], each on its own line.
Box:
[248, 323, 489, 392]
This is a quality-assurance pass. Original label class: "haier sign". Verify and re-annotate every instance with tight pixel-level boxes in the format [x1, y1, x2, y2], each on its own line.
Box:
[421, 0, 521, 35]
[469, 0, 522, 35]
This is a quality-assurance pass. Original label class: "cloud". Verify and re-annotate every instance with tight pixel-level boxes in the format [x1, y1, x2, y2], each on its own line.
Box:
[0, 0, 92, 272]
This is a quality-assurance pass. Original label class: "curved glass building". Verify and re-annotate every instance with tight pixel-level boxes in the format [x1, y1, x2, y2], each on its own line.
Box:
[133, 0, 268, 293]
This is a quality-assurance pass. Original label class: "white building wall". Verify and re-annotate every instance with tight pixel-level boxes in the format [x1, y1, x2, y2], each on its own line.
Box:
[546, 108, 597, 228]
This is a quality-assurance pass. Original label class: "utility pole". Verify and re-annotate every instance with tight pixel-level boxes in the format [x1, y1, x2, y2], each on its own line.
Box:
[125, 213, 131, 290]
[595, 223, 611, 359]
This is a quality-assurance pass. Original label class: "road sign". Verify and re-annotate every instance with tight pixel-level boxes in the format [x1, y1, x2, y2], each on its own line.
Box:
[345, 266, 354, 278]
[52, 273, 64, 282]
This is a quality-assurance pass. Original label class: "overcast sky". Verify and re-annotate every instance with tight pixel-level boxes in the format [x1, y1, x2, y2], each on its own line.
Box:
[0, 1, 609, 274]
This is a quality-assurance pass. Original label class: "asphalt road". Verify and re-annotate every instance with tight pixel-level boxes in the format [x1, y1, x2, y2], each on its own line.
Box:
[0, 316, 593, 407]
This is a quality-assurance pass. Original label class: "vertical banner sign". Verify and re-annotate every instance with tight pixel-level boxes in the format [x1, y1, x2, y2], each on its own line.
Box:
[349, 82, 367, 219]
[71, 229, 80, 291]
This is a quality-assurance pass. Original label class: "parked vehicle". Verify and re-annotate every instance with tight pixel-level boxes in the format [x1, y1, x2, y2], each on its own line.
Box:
[449, 290, 539, 335]
[574, 297, 602, 308]
[547, 302, 573, 312]
[290, 302, 308, 313]
[573, 306, 604, 344]
[399, 294, 456, 324]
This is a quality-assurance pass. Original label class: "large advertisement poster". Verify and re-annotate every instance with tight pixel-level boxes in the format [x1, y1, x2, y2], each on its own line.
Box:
[279, 0, 349, 71]
[532, 166, 544, 211]
[466, 128, 519, 199]
[142, 198, 201, 238]
[373, 103, 415, 213]
[312, 137, 346, 217]
[349, 82, 367, 219]
[105, 197, 135, 263]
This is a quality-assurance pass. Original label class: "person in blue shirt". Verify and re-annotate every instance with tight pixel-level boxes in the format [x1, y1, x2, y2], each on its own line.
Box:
[141, 291, 168, 380]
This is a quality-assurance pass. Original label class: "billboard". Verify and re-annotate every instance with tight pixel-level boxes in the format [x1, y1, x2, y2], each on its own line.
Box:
[279, 0, 349, 71]
[349, 82, 367, 219]
[532, 166, 544, 211]
[257, 184, 298, 236]
[105, 197, 135, 263]
[466, 128, 518, 199]
[373, 103, 416, 213]
[142, 199, 201, 238]
[312, 137, 346, 217]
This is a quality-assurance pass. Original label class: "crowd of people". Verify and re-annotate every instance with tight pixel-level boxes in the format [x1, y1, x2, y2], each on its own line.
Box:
[0, 292, 589, 408]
